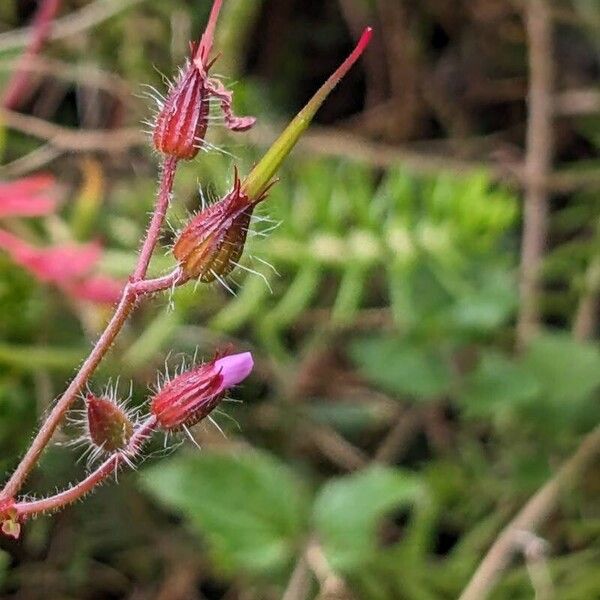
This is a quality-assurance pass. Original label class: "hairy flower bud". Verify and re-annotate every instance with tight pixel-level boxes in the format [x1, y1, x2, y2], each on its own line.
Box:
[151, 351, 253, 431]
[152, 0, 255, 160]
[152, 64, 211, 159]
[172, 27, 373, 282]
[173, 172, 269, 282]
[86, 394, 134, 452]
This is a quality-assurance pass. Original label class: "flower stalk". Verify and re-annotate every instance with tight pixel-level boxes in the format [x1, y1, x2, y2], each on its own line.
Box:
[243, 27, 373, 200]
[0, 0, 372, 536]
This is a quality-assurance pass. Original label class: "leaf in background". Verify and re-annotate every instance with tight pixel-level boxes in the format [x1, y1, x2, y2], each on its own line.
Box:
[522, 332, 600, 422]
[459, 352, 541, 420]
[313, 466, 424, 572]
[448, 266, 517, 334]
[349, 335, 453, 399]
[141, 450, 310, 576]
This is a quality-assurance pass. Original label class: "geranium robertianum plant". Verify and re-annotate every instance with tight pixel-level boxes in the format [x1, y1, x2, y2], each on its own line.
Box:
[0, 0, 372, 538]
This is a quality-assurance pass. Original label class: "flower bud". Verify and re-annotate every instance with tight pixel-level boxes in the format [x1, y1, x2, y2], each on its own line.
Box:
[150, 351, 253, 431]
[86, 394, 134, 452]
[173, 172, 268, 282]
[152, 0, 255, 160]
[152, 65, 210, 160]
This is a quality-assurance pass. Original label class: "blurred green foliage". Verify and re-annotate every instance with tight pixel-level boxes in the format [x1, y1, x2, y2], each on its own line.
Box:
[0, 0, 599, 599]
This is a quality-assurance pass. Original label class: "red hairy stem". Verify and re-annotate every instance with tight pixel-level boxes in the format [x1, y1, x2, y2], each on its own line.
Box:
[2, 0, 62, 110]
[14, 417, 158, 517]
[0, 158, 179, 499]
[134, 157, 178, 280]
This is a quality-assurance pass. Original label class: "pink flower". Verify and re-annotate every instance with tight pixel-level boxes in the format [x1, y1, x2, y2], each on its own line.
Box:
[64, 275, 124, 304]
[153, 0, 255, 160]
[0, 174, 58, 218]
[0, 230, 123, 304]
[0, 230, 100, 283]
[151, 351, 254, 430]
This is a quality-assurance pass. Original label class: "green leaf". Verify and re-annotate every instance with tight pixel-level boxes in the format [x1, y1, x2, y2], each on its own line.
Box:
[448, 267, 517, 333]
[524, 332, 600, 409]
[313, 466, 424, 572]
[141, 450, 309, 576]
[459, 352, 542, 419]
[349, 336, 453, 399]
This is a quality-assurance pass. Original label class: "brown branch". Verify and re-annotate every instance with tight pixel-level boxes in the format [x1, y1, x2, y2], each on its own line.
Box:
[0, 144, 61, 178]
[0, 0, 144, 53]
[573, 252, 600, 341]
[306, 537, 356, 600]
[307, 424, 368, 472]
[373, 407, 420, 464]
[458, 424, 600, 600]
[554, 88, 600, 116]
[516, 0, 555, 348]
[2, 110, 597, 195]
[0, 107, 144, 152]
[282, 554, 312, 600]
[0, 56, 134, 106]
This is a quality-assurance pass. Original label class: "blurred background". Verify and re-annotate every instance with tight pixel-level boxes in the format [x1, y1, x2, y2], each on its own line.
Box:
[0, 0, 599, 598]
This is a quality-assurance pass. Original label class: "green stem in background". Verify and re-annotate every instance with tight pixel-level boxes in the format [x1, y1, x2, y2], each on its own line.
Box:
[215, 0, 265, 75]
[242, 27, 373, 200]
[0, 344, 86, 371]
[332, 265, 367, 324]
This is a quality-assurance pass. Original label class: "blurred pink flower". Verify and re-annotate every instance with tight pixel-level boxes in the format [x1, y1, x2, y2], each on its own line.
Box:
[0, 174, 58, 218]
[0, 230, 122, 304]
[0, 230, 100, 283]
[65, 275, 123, 304]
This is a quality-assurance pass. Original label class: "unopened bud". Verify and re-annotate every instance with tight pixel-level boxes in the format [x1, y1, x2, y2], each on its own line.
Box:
[152, 0, 254, 160]
[173, 172, 269, 282]
[86, 394, 134, 452]
[151, 351, 253, 431]
[152, 65, 210, 160]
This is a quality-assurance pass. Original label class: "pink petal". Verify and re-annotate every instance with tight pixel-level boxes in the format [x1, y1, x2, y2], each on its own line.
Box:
[0, 230, 101, 284]
[0, 196, 57, 218]
[64, 275, 124, 304]
[0, 175, 58, 218]
[23, 242, 101, 283]
[214, 352, 254, 390]
[0, 174, 55, 196]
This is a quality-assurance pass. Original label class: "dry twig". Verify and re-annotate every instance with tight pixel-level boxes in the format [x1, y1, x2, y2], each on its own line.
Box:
[458, 424, 600, 600]
[516, 0, 554, 348]
[0, 0, 144, 53]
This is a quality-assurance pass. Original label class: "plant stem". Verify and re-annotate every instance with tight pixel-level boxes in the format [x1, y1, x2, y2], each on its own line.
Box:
[458, 424, 600, 600]
[15, 417, 158, 516]
[0, 157, 179, 500]
[134, 157, 178, 280]
[516, 0, 554, 349]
